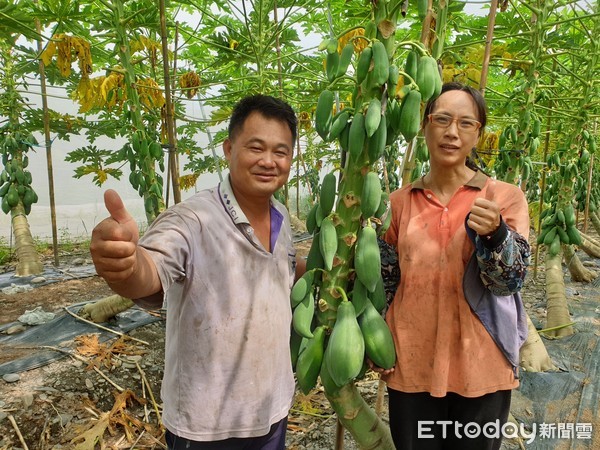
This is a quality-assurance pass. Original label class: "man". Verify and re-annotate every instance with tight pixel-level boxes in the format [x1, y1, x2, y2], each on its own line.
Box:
[90, 94, 304, 450]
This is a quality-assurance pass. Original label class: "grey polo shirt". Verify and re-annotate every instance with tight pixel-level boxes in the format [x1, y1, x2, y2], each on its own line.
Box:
[139, 175, 296, 441]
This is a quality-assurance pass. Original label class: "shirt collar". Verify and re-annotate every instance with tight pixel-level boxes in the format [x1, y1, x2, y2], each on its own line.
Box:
[218, 174, 285, 253]
[411, 170, 488, 191]
[218, 174, 251, 226]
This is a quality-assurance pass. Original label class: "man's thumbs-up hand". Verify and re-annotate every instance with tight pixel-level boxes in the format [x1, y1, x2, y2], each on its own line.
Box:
[90, 190, 140, 284]
[468, 181, 501, 237]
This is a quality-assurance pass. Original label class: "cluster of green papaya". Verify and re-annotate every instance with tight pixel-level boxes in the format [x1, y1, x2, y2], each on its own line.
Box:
[291, 170, 395, 394]
[131, 130, 163, 161]
[537, 203, 581, 254]
[0, 132, 39, 215]
[574, 176, 599, 215]
[315, 39, 441, 162]
[128, 130, 164, 216]
[291, 267, 396, 394]
[497, 109, 542, 180]
[410, 136, 429, 181]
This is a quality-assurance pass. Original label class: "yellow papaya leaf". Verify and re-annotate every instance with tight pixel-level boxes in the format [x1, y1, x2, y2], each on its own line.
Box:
[40, 41, 56, 66]
[298, 111, 312, 131]
[179, 173, 200, 191]
[71, 411, 111, 450]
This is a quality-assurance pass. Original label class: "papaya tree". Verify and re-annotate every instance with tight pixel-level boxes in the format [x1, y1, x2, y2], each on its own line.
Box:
[535, 2, 599, 337]
[290, 0, 445, 446]
[0, 40, 44, 276]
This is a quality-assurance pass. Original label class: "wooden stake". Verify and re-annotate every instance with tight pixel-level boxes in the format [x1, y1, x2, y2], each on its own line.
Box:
[479, 0, 499, 94]
[335, 418, 344, 450]
[8, 414, 29, 450]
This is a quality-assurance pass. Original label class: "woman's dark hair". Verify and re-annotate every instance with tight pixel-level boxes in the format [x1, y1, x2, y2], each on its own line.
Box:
[422, 82, 487, 133]
[423, 82, 489, 173]
[228, 94, 298, 144]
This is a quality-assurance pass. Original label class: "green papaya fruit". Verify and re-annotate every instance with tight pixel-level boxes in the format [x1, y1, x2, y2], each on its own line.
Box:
[361, 172, 382, 219]
[324, 300, 365, 387]
[319, 172, 337, 217]
[359, 298, 396, 369]
[320, 217, 338, 271]
[293, 292, 315, 339]
[295, 326, 326, 394]
[398, 90, 422, 142]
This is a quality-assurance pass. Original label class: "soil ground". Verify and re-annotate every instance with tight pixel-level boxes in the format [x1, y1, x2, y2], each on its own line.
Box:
[0, 232, 598, 449]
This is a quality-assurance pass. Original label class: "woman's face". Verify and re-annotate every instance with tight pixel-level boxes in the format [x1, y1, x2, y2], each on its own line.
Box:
[424, 90, 482, 170]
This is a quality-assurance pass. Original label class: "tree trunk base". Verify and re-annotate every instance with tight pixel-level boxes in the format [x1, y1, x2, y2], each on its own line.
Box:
[80, 295, 135, 323]
[563, 244, 597, 282]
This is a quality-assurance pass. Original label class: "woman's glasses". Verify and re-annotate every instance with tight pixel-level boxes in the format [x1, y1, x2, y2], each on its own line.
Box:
[428, 114, 481, 133]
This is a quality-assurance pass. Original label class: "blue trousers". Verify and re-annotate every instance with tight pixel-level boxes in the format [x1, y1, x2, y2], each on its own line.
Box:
[165, 417, 287, 450]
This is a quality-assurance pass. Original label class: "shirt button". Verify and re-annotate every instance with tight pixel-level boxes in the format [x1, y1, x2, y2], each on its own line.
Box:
[427, 194, 432, 199]
[444, 207, 448, 211]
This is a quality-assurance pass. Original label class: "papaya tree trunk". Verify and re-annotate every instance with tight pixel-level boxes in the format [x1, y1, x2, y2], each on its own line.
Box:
[579, 230, 600, 259]
[12, 202, 44, 276]
[80, 295, 135, 323]
[590, 211, 600, 236]
[520, 313, 557, 372]
[544, 251, 574, 338]
[562, 244, 596, 282]
[324, 383, 395, 450]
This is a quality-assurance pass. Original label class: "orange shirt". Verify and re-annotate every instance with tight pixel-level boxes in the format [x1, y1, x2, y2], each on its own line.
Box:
[383, 171, 530, 398]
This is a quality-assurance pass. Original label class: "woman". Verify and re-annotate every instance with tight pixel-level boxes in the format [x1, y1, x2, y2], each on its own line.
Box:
[381, 82, 531, 450]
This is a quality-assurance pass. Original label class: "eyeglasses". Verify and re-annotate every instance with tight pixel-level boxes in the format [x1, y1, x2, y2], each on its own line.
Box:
[428, 114, 481, 133]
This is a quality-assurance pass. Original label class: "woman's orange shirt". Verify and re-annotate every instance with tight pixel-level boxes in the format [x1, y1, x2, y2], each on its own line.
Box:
[383, 171, 530, 397]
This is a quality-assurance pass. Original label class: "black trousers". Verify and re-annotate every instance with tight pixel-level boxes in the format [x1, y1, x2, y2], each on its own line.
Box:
[387, 389, 512, 450]
[165, 417, 287, 450]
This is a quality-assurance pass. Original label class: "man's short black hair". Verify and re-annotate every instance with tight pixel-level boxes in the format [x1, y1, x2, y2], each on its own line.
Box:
[228, 95, 297, 144]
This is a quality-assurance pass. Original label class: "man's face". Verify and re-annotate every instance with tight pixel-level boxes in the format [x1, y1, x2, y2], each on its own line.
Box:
[224, 111, 293, 201]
